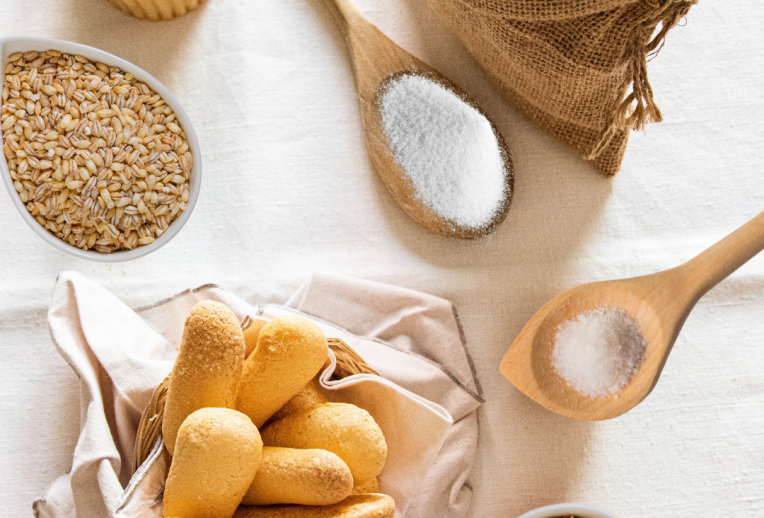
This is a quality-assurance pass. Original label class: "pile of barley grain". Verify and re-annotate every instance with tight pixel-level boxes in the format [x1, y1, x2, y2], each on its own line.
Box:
[1, 50, 192, 253]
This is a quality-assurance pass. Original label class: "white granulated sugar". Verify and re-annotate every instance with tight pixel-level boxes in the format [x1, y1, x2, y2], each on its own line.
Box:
[552, 307, 647, 398]
[380, 74, 508, 229]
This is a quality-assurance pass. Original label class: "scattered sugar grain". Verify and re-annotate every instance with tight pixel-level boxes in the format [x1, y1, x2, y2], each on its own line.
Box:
[552, 307, 646, 398]
[379, 74, 508, 230]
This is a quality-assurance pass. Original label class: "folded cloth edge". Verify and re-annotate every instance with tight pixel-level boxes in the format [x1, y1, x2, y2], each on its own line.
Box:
[269, 302, 485, 406]
[36, 271, 483, 518]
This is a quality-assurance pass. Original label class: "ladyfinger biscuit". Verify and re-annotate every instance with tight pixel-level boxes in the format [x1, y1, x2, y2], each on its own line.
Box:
[242, 447, 352, 506]
[351, 477, 379, 495]
[233, 494, 395, 518]
[236, 316, 328, 427]
[268, 377, 328, 423]
[242, 317, 267, 358]
[260, 403, 387, 483]
[163, 300, 246, 455]
[164, 408, 262, 518]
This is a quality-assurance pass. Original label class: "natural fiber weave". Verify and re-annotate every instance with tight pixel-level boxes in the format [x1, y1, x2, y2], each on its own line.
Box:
[131, 335, 378, 474]
[103, 0, 205, 21]
[327, 337, 380, 379]
[431, 0, 696, 176]
[132, 374, 169, 474]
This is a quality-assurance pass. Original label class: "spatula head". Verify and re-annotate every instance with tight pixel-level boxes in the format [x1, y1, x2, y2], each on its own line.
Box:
[361, 70, 513, 239]
[333, 6, 514, 238]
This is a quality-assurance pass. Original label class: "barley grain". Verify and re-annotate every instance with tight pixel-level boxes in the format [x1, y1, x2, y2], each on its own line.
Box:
[2, 50, 192, 253]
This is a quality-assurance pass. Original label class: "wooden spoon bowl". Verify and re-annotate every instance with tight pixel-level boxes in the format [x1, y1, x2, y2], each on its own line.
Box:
[508, 278, 668, 420]
[501, 210, 764, 420]
[320, 0, 513, 239]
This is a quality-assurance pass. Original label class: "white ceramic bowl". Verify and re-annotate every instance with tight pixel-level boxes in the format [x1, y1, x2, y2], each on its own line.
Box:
[0, 37, 201, 262]
[517, 503, 620, 518]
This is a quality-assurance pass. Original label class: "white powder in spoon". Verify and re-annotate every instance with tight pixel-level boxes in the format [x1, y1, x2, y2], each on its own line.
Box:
[552, 307, 647, 398]
[379, 74, 509, 230]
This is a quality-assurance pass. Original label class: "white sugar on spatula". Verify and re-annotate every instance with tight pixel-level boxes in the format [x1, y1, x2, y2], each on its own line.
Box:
[552, 307, 646, 398]
[379, 74, 508, 230]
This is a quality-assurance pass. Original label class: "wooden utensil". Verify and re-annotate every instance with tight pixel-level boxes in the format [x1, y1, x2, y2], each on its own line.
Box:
[500, 210, 764, 420]
[319, 0, 513, 239]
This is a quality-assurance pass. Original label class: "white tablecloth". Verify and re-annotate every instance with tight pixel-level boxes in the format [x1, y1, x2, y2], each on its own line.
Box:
[1, 1, 762, 517]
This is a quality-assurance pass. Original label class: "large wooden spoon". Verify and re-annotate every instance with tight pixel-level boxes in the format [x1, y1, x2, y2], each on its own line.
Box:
[319, 0, 513, 239]
[501, 210, 764, 420]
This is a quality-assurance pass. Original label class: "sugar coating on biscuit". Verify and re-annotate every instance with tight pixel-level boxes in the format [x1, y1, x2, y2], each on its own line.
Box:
[233, 494, 395, 518]
[260, 403, 387, 483]
[237, 316, 328, 427]
[163, 300, 245, 455]
[242, 447, 352, 506]
[164, 408, 262, 518]
[351, 477, 379, 495]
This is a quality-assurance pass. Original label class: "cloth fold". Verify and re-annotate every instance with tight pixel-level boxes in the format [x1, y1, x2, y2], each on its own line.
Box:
[34, 271, 483, 518]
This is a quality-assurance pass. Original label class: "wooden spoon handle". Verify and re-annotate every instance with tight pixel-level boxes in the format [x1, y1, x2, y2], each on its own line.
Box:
[319, 0, 423, 105]
[320, 0, 366, 41]
[678, 209, 764, 300]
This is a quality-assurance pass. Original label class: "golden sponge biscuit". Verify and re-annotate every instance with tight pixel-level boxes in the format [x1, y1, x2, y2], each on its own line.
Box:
[163, 300, 245, 455]
[233, 494, 395, 518]
[242, 447, 352, 506]
[268, 377, 328, 423]
[260, 403, 387, 483]
[164, 408, 263, 518]
[236, 316, 328, 427]
[351, 477, 379, 495]
[242, 318, 267, 358]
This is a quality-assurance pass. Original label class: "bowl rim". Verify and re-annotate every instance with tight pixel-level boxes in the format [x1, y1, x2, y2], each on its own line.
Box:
[0, 36, 202, 263]
[516, 503, 621, 518]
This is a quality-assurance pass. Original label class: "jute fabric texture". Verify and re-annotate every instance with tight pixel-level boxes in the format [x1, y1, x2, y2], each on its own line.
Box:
[431, 0, 697, 176]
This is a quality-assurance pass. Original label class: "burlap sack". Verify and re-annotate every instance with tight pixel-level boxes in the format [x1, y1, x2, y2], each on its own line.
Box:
[431, 0, 697, 176]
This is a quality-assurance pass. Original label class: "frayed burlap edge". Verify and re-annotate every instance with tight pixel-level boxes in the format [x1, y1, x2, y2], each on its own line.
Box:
[432, 0, 696, 176]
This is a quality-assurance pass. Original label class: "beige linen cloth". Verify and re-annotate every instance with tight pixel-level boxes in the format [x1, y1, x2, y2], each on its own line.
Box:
[33, 271, 483, 518]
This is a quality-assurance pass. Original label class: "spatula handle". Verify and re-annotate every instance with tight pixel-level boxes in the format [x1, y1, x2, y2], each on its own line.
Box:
[320, 0, 365, 40]
[679, 209, 764, 300]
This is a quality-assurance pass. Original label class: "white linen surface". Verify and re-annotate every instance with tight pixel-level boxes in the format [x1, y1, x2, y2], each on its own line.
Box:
[36, 270, 476, 518]
[0, 1, 763, 517]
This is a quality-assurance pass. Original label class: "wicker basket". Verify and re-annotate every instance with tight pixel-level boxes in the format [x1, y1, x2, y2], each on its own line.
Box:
[104, 0, 206, 21]
[131, 323, 378, 474]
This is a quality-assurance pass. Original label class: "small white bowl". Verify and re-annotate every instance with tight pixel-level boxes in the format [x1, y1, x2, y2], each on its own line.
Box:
[0, 37, 201, 262]
[517, 503, 621, 518]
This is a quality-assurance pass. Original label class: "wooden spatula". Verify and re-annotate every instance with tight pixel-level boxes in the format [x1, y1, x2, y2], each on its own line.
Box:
[501, 210, 764, 420]
[320, 0, 513, 239]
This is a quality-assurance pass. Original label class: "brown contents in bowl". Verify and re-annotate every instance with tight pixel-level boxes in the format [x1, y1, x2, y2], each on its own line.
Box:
[2, 50, 192, 253]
